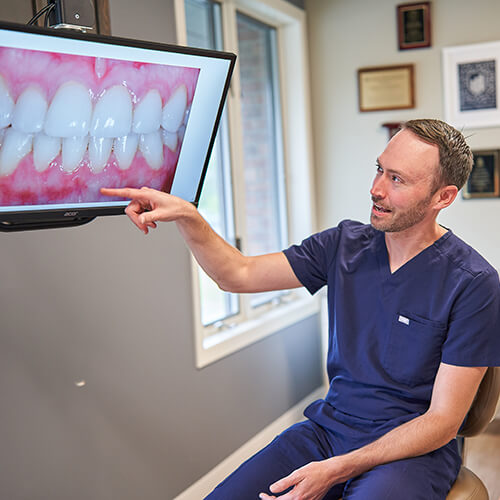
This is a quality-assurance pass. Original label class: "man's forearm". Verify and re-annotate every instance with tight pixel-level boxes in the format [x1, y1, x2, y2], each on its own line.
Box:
[325, 411, 458, 483]
[175, 203, 248, 292]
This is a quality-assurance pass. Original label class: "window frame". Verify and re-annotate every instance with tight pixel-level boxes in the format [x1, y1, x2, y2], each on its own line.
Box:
[176, 0, 319, 368]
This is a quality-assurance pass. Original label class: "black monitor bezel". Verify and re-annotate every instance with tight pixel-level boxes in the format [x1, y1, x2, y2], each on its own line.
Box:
[0, 21, 236, 231]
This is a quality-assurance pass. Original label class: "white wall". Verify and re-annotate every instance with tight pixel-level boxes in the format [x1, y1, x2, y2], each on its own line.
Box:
[306, 0, 500, 270]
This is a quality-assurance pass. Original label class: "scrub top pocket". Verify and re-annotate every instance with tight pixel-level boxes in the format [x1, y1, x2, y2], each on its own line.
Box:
[383, 312, 446, 387]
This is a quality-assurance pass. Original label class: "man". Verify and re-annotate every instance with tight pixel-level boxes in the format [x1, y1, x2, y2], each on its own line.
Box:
[101, 119, 500, 499]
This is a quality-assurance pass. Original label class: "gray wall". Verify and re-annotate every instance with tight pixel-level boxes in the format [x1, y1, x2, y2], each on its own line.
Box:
[0, 1, 323, 499]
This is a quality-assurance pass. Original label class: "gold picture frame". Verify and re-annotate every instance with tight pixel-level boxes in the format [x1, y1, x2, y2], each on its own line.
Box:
[358, 64, 415, 112]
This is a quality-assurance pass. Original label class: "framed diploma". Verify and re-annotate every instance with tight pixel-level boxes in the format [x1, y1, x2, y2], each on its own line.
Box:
[358, 64, 415, 112]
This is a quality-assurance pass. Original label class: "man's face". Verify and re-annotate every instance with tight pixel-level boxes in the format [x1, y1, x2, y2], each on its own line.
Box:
[370, 129, 441, 233]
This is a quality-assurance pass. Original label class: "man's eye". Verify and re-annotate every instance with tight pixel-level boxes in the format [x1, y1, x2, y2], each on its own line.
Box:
[376, 165, 383, 173]
[392, 175, 401, 183]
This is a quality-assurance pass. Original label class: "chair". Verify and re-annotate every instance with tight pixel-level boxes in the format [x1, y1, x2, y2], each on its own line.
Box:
[446, 366, 500, 500]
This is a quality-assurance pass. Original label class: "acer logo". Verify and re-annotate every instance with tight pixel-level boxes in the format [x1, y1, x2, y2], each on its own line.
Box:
[64, 211, 79, 217]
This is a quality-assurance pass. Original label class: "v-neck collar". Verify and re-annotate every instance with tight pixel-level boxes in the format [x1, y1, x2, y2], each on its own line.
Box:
[376, 228, 453, 279]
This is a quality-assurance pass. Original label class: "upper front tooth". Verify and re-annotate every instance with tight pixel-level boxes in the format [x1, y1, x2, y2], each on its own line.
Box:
[0, 75, 14, 128]
[91, 85, 132, 138]
[12, 86, 48, 134]
[61, 135, 88, 173]
[114, 134, 138, 170]
[133, 89, 162, 134]
[33, 133, 61, 172]
[161, 85, 187, 133]
[44, 81, 92, 137]
[89, 136, 113, 173]
[0, 128, 32, 176]
[139, 131, 163, 170]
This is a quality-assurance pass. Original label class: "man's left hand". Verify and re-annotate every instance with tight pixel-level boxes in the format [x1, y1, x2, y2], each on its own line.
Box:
[259, 460, 337, 500]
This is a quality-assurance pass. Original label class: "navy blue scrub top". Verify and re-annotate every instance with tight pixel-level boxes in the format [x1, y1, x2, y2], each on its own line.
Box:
[284, 220, 500, 453]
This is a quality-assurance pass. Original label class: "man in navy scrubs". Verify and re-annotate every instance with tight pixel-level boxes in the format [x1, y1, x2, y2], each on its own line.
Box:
[102, 119, 500, 499]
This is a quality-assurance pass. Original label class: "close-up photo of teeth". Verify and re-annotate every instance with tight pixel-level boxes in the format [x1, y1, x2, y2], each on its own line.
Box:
[0, 46, 200, 206]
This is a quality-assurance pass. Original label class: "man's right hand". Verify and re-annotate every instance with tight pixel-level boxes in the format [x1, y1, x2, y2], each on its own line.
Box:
[100, 186, 194, 234]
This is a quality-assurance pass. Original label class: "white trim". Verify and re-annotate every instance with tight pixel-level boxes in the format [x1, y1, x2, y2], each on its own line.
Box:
[195, 293, 320, 368]
[173, 385, 326, 500]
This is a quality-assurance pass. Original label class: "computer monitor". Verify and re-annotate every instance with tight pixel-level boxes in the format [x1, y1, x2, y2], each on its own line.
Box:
[0, 21, 235, 230]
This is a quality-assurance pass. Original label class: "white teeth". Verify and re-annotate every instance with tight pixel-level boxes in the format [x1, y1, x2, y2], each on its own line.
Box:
[44, 81, 92, 138]
[161, 129, 178, 152]
[113, 134, 138, 170]
[139, 131, 163, 170]
[89, 136, 113, 173]
[0, 75, 14, 128]
[0, 128, 32, 176]
[161, 85, 187, 133]
[133, 89, 162, 135]
[0, 127, 5, 148]
[91, 85, 132, 138]
[12, 86, 48, 134]
[61, 135, 88, 172]
[33, 133, 61, 172]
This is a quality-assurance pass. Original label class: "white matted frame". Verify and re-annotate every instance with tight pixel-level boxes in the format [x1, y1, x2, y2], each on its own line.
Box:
[442, 41, 500, 129]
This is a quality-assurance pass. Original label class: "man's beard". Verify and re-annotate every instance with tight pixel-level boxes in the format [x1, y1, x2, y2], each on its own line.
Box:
[370, 194, 433, 233]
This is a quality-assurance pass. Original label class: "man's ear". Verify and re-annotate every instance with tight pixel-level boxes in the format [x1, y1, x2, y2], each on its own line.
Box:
[433, 185, 459, 210]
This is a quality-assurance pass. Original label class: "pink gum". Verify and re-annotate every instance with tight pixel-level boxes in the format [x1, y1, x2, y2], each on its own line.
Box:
[0, 47, 200, 207]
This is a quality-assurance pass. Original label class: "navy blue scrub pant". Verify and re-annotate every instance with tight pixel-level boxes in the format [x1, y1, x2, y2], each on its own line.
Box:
[205, 420, 461, 500]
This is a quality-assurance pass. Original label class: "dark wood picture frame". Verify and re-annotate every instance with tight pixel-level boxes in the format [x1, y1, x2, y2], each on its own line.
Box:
[463, 150, 500, 199]
[397, 2, 431, 50]
[358, 65, 415, 112]
[32, 0, 111, 35]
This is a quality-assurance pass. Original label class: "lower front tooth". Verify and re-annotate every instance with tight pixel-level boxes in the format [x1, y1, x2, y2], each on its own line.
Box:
[139, 131, 163, 170]
[89, 136, 112, 173]
[62, 136, 88, 173]
[0, 128, 32, 176]
[161, 129, 178, 152]
[114, 134, 138, 170]
[33, 133, 61, 172]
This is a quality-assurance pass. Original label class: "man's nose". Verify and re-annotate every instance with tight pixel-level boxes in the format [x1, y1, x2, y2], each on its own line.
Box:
[370, 175, 386, 199]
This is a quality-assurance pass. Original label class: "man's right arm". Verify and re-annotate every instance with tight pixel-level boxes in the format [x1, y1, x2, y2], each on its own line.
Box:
[101, 186, 302, 294]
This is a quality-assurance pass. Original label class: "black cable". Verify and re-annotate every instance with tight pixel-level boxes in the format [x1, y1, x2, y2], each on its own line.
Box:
[44, 4, 55, 27]
[27, 3, 55, 26]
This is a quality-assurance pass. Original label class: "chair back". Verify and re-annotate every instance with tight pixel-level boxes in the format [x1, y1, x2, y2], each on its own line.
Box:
[459, 366, 500, 438]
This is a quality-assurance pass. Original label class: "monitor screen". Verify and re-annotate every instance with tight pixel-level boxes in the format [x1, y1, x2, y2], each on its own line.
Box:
[0, 21, 235, 229]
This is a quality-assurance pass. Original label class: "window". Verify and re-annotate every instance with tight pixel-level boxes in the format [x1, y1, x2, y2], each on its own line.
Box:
[179, 0, 318, 367]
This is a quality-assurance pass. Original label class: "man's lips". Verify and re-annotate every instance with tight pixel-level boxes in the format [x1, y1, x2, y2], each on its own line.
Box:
[372, 202, 391, 213]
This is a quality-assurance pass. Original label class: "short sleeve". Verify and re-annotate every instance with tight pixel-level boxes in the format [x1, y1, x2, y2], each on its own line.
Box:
[283, 226, 341, 295]
[441, 269, 500, 367]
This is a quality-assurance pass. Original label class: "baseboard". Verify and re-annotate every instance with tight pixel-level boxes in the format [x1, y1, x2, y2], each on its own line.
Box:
[173, 385, 326, 500]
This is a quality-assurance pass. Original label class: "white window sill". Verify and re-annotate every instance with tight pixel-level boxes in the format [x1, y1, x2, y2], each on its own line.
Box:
[195, 293, 320, 368]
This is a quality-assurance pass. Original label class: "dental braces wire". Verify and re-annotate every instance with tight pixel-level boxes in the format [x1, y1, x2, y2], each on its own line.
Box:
[27, 2, 56, 26]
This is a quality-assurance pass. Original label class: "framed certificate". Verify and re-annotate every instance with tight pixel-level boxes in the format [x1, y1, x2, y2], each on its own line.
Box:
[358, 65, 415, 112]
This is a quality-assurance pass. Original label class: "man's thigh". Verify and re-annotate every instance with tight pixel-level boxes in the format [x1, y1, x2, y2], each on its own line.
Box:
[343, 444, 461, 500]
[205, 420, 344, 500]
